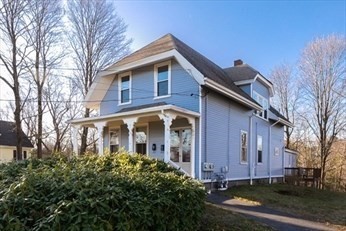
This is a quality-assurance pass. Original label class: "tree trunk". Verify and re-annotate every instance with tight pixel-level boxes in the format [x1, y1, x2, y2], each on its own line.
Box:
[37, 85, 43, 158]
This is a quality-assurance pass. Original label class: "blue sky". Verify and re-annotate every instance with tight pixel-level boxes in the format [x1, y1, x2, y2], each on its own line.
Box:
[116, 0, 346, 76]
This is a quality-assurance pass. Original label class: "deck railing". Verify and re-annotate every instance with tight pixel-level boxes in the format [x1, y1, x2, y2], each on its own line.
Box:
[284, 167, 321, 188]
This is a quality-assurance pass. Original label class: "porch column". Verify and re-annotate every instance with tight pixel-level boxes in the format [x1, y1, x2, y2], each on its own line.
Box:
[159, 113, 176, 163]
[187, 117, 196, 178]
[72, 124, 80, 156]
[123, 118, 137, 153]
[94, 122, 107, 155]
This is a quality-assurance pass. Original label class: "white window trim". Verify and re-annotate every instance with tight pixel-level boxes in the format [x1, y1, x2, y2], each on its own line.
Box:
[118, 71, 132, 106]
[253, 91, 268, 121]
[257, 135, 263, 164]
[240, 130, 248, 164]
[154, 60, 171, 99]
[109, 127, 121, 152]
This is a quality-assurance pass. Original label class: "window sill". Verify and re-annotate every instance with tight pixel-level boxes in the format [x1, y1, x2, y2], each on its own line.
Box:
[154, 95, 171, 100]
[253, 113, 269, 122]
[240, 161, 248, 165]
[118, 101, 132, 106]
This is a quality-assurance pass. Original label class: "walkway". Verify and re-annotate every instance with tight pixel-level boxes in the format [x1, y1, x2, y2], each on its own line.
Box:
[207, 192, 336, 231]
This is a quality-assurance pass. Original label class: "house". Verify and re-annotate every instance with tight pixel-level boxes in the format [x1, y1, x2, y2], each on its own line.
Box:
[284, 148, 298, 168]
[70, 34, 293, 185]
[0, 120, 33, 163]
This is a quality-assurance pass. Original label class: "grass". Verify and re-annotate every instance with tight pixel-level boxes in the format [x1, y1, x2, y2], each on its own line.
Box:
[200, 204, 273, 231]
[222, 184, 346, 227]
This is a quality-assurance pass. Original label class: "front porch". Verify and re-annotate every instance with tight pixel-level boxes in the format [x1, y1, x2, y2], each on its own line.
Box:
[70, 104, 199, 178]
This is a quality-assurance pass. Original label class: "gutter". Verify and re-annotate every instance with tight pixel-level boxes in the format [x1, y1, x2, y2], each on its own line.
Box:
[203, 78, 262, 111]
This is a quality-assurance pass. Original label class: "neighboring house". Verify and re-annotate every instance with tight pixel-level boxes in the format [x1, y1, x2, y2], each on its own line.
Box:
[0, 120, 33, 163]
[70, 34, 293, 184]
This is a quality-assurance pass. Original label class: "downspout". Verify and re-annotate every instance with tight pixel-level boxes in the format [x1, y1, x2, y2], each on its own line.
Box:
[249, 114, 253, 185]
[269, 120, 280, 184]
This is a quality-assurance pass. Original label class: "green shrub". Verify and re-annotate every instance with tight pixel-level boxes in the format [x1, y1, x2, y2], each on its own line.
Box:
[0, 152, 205, 231]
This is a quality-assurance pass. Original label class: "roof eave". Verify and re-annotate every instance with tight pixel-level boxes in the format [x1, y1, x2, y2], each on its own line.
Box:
[203, 77, 262, 111]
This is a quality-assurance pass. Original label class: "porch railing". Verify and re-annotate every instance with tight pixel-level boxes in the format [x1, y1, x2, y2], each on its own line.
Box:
[284, 167, 321, 188]
[168, 160, 190, 176]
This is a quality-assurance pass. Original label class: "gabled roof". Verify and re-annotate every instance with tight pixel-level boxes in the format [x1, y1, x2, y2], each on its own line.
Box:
[224, 64, 259, 82]
[0, 121, 34, 148]
[224, 63, 274, 96]
[86, 33, 260, 110]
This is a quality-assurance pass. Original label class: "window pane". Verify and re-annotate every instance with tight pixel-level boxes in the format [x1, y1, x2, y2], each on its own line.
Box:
[182, 129, 191, 162]
[158, 81, 168, 96]
[258, 150, 262, 163]
[170, 130, 180, 162]
[136, 127, 147, 144]
[121, 76, 129, 90]
[121, 89, 129, 103]
[158, 66, 168, 81]
[110, 129, 119, 145]
[241, 147, 247, 162]
[257, 136, 263, 163]
[110, 145, 119, 153]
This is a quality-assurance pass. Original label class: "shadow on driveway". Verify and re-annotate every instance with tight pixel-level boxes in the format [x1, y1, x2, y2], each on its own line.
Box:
[207, 192, 336, 231]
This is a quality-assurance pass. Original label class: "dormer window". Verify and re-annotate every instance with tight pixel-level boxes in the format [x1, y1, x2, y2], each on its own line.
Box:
[119, 72, 131, 105]
[154, 61, 171, 98]
[253, 91, 268, 120]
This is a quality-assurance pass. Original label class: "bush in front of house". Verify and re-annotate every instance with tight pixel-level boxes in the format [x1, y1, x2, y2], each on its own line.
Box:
[0, 152, 205, 231]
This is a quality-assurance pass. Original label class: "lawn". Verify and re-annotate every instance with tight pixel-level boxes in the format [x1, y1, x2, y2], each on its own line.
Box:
[222, 184, 346, 228]
[200, 204, 273, 231]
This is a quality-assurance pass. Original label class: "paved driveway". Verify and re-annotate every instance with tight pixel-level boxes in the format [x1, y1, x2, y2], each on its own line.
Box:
[207, 192, 336, 231]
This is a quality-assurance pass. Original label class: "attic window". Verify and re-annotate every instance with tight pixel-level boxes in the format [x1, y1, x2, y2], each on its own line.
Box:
[253, 91, 268, 120]
[154, 61, 171, 98]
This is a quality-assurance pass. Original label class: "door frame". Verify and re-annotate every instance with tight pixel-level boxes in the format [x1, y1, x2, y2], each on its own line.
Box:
[170, 126, 192, 172]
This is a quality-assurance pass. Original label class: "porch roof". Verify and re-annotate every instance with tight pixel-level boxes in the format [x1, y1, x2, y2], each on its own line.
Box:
[69, 104, 200, 126]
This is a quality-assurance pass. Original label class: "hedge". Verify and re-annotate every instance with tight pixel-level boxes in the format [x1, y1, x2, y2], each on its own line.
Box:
[0, 152, 205, 231]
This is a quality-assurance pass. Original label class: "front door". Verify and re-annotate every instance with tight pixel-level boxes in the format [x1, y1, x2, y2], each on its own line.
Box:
[170, 128, 191, 174]
[135, 126, 147, 155]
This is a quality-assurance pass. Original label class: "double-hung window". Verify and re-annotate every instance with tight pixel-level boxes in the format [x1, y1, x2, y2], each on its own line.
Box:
[154, 61, 171, 98]
[257, 135, 263, 164]
[253, 91, 268, 119]
[240, 130, 248, 163]
[119, 72, 131, 104]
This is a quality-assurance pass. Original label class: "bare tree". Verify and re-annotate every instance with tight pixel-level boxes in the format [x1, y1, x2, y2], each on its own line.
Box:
[67, 0, 131, 154]
[0, 0, 30, 160]
[24, 0, 64, 158]
[299, 35, 346, 189]
[45, 77, 78, 153]
[270, 63, 300, 149]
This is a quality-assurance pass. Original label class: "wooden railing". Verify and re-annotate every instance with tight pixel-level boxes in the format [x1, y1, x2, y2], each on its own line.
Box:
[284, 167, 321, 188]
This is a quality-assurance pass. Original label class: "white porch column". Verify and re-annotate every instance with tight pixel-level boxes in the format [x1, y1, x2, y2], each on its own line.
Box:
[159, 113, 176, 163]
[94, 122, 107, 155]
[187, 117, 196, 178]
[123, 118, 137, 153]
[72, 124, 80, 156]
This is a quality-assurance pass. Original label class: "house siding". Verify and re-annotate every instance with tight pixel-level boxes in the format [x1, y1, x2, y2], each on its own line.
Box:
[239, 84, 251, 96]
[148, 121, 165, 160]
[271, 125, 285, 176]
[100, 59, 200, 115]
[252, 80, 270, 99]
[201, 91, 253, 180]
[0, 146, 32, 163]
